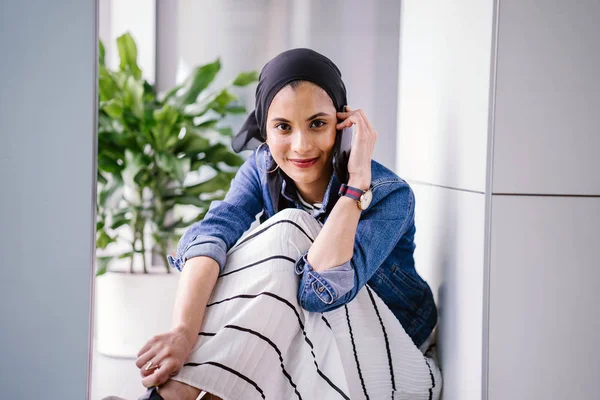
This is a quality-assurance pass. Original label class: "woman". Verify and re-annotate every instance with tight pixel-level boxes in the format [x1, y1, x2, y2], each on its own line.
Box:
[105, 48, 441, 400]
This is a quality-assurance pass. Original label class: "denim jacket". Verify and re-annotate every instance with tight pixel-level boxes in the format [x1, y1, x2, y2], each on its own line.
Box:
[167, 150, 437, 347]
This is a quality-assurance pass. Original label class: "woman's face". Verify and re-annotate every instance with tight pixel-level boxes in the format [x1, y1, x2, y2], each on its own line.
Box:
[266, 81, 337, 187]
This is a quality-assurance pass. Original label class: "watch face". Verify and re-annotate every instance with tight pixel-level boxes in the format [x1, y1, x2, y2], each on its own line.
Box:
[359, 190, 373, 210]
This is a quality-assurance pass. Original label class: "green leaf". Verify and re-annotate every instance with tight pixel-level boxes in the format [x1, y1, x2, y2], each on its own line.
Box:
[116, 32, 142, 79]
[152, 104, 180, 149]
[162, 84, 184, 102]
[154, 104, 179, 125]
[206, 89, 238, 114]
[142, 80, 155, 99]
[196, 119, 219, 128]
[101, 99, 124, 119]
[97, 154, 123, 175]
[118, 251, 134, 259]
[173, 130, 211, 154]
[156, 152, 189, 184]
[204, 144, 244, 166]
[96, 256, 113, 276]
[163, 217, 192, 231]
[122, 150, 146, 192]
[96, 229, 116, 249]
[232, 71, 258, 86]
[176, 59, 221, 106]
[97, 172, 108, 185]
[98, 180, 120, 205]
[112, 207, 132, 220]
[123, 76, 144, 119]
[171, 195, 208, 208]
[133, 169, 151, 187]
[223, 105, 247, 114]
[110, 215, 130, 230]
[184, 172, 233, 195]
[99, 40, 106, 66]
[216, 127, 233, 137]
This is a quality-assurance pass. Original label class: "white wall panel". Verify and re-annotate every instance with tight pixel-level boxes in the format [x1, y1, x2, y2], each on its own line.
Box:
[411, 183, 486, 400]
[492, 0, 600, 195]
[488, 195, 600, 400]
[396, 0, 494, 192]
[177, 0, 400, 170]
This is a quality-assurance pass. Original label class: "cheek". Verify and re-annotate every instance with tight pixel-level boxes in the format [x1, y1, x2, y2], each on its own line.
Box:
[321, 131, 337, 157]
[266, 140, 288, 163]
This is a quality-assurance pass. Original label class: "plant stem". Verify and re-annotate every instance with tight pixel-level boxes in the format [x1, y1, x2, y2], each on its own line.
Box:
[159, 241, 171, 273]
[130, 210, 138, 274]
[140, 227, 148, 274]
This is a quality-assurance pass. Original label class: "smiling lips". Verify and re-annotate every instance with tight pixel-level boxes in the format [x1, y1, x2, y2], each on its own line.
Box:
[289, 157, 318, 168]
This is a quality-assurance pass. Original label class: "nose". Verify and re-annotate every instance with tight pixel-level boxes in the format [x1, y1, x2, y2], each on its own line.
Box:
[291, 130, 313, 155]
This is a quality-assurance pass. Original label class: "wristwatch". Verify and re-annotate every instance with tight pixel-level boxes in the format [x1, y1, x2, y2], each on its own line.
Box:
[338, 183, 373, 210]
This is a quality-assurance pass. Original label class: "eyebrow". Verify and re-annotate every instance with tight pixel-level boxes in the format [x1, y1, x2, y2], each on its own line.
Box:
[270, 112, 331, 123]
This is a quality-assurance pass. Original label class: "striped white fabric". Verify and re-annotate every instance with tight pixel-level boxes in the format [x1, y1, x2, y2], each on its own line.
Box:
[296, 191, 323, 217]
[172, 209, 441, 400]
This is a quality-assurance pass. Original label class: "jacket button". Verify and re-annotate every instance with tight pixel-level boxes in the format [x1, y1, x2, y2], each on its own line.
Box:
[391, 265, 397, 273]
[318, 286, 325, 293]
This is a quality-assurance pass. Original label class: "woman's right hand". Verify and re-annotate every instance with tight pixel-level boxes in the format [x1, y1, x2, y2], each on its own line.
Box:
[135, 325, 196, 387]
[335, 106, 378, 189]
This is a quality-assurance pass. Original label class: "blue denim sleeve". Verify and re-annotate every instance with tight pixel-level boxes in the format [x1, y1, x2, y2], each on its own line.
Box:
[167, 152, 263, 273]
[296, 182, 415, 313]
[294, 252, 355, 306]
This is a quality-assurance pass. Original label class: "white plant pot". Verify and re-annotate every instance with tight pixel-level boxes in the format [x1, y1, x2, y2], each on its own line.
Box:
[94, 268, 181, 358]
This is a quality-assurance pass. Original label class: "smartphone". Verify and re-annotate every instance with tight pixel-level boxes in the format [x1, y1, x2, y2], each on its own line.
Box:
[333, 125, 353, 184]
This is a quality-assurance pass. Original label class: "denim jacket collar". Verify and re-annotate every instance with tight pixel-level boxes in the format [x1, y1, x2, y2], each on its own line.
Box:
[279, 171, 342, 222]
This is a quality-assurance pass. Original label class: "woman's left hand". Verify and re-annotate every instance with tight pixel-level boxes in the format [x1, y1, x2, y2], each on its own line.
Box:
[336, 106, 378, 189]
[135, 326, 195, 387]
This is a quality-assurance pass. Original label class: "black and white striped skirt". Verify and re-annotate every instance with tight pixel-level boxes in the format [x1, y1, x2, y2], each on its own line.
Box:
[172, 209, 442, 400]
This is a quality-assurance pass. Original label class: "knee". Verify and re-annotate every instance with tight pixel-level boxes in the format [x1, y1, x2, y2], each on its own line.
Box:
[265, 208, 322, 240]
[270, 208, 316, 226]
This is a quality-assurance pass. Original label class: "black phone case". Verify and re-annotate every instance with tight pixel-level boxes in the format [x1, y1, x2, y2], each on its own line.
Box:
[333, 126, 353, 184]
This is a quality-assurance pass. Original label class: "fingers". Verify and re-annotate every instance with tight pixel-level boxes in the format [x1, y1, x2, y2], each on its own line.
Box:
[336, 115, 359, 130]
[136, 342, 157, 370]
[137, 334, 158, 357]
[336, 109, 376, 139]
[141, 359, 179, 388]
[336, 106, 372, 130]
[140, 359, 162, 378]
[136, 351, 154, 369]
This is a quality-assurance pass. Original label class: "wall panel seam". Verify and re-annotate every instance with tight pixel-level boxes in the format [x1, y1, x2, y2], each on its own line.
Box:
[483, 0, 501, 399]
[405, 179, 485, 195]
[493, 193, 600, 198]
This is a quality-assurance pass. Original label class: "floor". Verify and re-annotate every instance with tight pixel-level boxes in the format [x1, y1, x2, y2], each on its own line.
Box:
[90, 339, 146, 400]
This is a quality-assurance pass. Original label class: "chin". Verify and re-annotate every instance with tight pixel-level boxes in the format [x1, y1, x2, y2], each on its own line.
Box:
[285, 169, 319, 183]
[282, 162, 324, 183]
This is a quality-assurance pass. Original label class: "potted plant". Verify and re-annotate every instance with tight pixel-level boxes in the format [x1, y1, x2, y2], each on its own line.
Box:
[94, 32, 257, 357]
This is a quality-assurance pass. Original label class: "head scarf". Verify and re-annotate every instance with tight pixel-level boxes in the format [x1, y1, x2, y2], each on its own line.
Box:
[232, 48, 348, 152]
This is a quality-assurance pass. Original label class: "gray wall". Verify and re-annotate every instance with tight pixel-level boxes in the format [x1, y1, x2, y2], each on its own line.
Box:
[488, 1, 600, 398]
[0, 1, 97, 399]
[397, 0, 600, 399]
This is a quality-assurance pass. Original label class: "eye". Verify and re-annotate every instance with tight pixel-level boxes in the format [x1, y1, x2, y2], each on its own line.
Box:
[275, 123, 292, 131]
[310, 120, 326, 129]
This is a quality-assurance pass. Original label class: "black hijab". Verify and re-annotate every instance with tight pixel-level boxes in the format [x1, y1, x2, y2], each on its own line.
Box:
[232, 48, 348, 152]
[231, 48, 348, 215]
